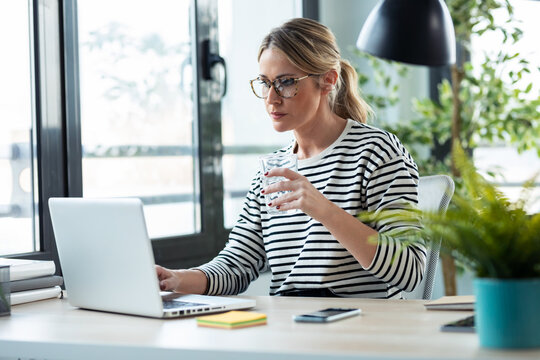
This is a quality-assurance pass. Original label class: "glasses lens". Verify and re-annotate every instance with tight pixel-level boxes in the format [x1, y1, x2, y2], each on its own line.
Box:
[277, 78, 296, 98]
[251, 78, 299, 99]
[252, 79, 270, 98]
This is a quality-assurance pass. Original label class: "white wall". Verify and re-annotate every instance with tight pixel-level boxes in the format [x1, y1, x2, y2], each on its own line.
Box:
[319, 0, 429, 125]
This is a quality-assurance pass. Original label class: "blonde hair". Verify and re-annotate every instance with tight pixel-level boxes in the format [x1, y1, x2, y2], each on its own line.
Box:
[258, 18, 372, 123]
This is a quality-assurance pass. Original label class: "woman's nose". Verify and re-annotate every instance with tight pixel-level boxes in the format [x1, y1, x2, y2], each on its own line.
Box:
[266, 85, 281, 104]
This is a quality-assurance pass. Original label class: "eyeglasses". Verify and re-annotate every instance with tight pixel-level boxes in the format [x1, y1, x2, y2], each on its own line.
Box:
[249, 74, 315, 99]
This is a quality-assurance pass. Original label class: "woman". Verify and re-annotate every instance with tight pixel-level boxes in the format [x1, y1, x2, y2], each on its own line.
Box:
[157, 18, 425, 299]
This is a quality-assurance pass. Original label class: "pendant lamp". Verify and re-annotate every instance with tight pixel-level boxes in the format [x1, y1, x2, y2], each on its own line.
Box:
[356, 0, 456, 66]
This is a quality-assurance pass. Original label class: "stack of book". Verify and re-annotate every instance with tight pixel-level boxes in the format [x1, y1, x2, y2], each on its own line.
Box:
[424, 295, 475, 311]
[0, 258, 63, 305]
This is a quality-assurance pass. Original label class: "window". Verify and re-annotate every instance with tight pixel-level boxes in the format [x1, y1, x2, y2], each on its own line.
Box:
[77, 0, 199, 238]
[471, 0, 540, 213]
[2, 0, 313, 270]
[2, 0, 224, 269]
[218, 0, 302, 228]
[0, 1, 38, 256]
[71, 0, 226, 268]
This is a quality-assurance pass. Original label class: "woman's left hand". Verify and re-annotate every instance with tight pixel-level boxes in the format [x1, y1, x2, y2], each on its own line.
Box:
[261, 168, 331, 220]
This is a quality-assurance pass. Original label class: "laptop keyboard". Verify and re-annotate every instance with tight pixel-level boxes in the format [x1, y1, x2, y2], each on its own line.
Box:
[162, 300, 207, 310]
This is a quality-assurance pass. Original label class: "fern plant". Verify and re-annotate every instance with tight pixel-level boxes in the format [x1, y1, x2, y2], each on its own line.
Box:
[358, 144, 540, 279]
[422, 145, 540, 278]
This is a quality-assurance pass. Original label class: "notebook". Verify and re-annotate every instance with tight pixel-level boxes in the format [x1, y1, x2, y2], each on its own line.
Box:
[48, 197, 255, 318]
[424, 295, 475, 311]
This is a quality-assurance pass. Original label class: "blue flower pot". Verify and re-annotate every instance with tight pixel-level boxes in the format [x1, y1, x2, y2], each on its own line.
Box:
[474, 278, 540, 349]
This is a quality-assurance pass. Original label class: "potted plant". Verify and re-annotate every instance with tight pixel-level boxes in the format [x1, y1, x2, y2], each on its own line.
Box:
[359, 144, 540, 348]
[0, 265, 10, 316]
[354, 0, 540, 296]
[419, 145, 539, 348]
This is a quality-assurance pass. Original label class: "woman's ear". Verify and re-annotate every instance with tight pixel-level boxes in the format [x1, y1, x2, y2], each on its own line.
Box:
[320, 69, 338, 95]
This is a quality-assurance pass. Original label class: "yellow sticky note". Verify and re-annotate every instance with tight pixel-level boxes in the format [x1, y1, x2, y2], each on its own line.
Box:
[196, 310, 267, 329]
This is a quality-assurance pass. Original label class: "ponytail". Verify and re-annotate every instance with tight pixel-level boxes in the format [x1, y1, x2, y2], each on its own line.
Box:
[333, 60, 373, 124]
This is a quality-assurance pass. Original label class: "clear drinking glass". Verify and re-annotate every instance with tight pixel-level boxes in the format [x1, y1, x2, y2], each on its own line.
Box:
[259, 153, 298, 215]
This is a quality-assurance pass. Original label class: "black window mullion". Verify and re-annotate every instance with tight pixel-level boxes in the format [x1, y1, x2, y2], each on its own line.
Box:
[62, 0, 83, 198]
[303, 0, 320, 20]
[22, 0, 66, 270]
[150, 0, 227, 268]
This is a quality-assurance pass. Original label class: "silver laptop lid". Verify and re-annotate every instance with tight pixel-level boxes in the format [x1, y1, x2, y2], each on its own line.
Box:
[49, 197, 165, 317]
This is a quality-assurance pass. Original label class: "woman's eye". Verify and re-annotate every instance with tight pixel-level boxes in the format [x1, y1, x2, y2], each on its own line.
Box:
[280, 78, 295, 87]
[258, 80, 271, 88]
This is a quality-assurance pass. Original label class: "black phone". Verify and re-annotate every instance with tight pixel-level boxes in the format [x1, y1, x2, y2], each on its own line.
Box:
[293, 307, 362, 323]
[440, 315, 475, 333]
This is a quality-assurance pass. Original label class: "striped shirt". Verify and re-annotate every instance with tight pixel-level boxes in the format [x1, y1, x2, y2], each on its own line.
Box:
[198, 119, 425, 299]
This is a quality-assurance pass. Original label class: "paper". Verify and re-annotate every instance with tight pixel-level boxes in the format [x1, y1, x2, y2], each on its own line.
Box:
[0, 258, 56, 281]
[424, 295, 475, 311]
[10, 286, 62, 305]
[197, 310, 267, 329]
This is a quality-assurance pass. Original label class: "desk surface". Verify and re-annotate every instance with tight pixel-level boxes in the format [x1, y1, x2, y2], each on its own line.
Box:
[0, 295, 539, 360]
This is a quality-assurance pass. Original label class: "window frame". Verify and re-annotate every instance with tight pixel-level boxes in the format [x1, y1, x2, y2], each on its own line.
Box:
[15, 0, 66, 266]
[11, 0, 226, 271]
[60, 0, 229, 270]
[10, 0, 319, 271]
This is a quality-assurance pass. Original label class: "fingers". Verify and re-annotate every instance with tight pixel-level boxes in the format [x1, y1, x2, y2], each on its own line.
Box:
[261, 169, 328, 217]
[268, 188, 298, 207]
[159, 279, 172, 291]
[263, 179, 303, 213]
[265, 167, 301, 180]
[270, 198, 300, 212]
[155, 265, 174, 290]
[155, 265, 169, 279]
[263, 176, 328, 218]
[262, 177, 299, 195]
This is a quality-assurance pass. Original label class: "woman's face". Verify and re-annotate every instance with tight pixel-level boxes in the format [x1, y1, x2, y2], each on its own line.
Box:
[258, 48, 323, 133]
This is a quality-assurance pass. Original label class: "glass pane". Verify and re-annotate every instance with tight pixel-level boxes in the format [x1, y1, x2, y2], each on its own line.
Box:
[78, 0, 199, 238]
[470, 0, 540, 97]
[219, 0, 301, 227]
[474, 147, 540, 213]
[471, 0, 540, 214]
[0, 2, 38, 256]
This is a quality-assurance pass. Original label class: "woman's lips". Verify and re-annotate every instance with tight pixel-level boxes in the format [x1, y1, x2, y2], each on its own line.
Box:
[270, 112, 286, 120]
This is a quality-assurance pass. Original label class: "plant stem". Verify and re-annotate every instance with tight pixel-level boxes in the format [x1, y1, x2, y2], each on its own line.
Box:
[450, 64, 465, 177]
[443, 63, 466, 296]
[441, 253, 458, 296]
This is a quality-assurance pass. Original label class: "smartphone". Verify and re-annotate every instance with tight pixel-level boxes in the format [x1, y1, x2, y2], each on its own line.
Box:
[293, 308, 362, 323]
[440, 315, 475, 333]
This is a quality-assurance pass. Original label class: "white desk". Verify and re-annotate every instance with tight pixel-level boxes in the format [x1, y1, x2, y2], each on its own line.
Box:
[0, 295, 539, 360]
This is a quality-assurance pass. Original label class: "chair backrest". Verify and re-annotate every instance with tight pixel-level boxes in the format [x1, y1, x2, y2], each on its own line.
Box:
[403, 175, 455, 300]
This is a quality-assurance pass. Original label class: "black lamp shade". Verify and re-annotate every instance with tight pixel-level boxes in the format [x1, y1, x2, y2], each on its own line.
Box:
[356, 0, 456, 66]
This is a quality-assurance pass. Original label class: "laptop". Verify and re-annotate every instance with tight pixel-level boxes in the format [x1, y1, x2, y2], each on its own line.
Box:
[48, 197, 255, 318]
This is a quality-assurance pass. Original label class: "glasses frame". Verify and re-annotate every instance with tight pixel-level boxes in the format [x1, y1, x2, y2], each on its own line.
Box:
[249, 74, 315, 99]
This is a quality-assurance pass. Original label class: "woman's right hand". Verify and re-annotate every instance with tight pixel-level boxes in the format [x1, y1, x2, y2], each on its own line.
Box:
[155, 265, 208, 294]
[156, 265, 181, 292]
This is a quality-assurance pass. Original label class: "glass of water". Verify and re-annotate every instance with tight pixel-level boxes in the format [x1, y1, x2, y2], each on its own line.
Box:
[259, 153, 298, 215]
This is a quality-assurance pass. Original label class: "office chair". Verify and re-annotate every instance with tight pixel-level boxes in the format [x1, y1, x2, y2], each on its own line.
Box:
[404, 175, 455, 300]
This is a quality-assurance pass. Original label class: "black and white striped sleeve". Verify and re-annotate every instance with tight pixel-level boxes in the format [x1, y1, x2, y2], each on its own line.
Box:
[363, 152, 426, 293]
[196, 172, 267, 295]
